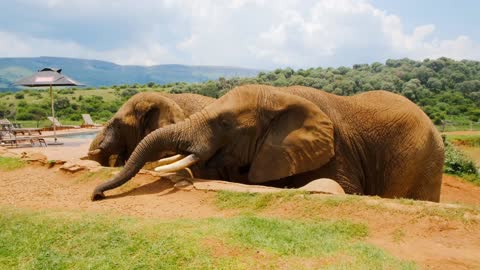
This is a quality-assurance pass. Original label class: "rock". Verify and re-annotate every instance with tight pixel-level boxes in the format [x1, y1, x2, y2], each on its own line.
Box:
[174, 180, 194, 190]
[191, 179, 283, 193]
[60, 160, 101, 173]
[299, 178, 345, 195]
[20, 152, 48, 164]
[0, 151, 20, 158]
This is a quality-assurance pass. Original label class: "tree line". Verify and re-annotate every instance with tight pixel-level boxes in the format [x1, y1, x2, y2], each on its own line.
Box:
[0, 57, 479, 126]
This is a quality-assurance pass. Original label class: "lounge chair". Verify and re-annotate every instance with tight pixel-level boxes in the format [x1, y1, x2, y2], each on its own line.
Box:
[47, 117, 80, 130]
[0, 129, 17, 146]
[81, 114, 102, 128]
[0, 119, 42, 135]
[0, 128, 46, 147]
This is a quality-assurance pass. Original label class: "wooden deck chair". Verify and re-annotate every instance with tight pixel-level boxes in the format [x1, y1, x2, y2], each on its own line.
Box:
[47, 117, 80, 130]
[0, 119, 42, 135]
[81, 114, 102, 128]
[0, 129, 46, 147]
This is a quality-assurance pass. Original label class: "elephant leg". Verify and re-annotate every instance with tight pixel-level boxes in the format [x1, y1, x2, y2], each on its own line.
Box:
[405, 165, 442, 202]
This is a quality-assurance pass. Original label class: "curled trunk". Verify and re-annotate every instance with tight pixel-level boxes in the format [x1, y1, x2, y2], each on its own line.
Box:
[88, 119, 115, 166]
[91, 121, 187, 200]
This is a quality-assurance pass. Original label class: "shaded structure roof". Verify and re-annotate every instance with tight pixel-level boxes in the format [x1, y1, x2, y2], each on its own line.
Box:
[15, 68, 84, 87]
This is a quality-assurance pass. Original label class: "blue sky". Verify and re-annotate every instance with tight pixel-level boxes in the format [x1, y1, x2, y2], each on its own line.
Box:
[0, 0, 478, 69]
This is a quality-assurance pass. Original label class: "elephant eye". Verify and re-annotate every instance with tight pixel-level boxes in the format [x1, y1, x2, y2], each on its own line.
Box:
[219, 118, 231, 130]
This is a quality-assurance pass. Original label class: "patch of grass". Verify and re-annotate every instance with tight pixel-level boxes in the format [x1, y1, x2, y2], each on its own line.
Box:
[397, 198, 417, 206]
[416, 204, 479, 221]
[216, 191, 362, 210]
[75, 167, 119, 183]
[444, 143, 478, 175]
[0, 208, 416, 270]
[215, 190, 309, 210]
[0, 157, 25, 171]
[345, 243, 417, 270]
[461, 173, 480, 186]
[0, 209, 218, 270]
[226, 216, 368, 256]
[447, 134, 480, 147]
[391, 228, 406, 243]
[215, 191, 480, 223]
[320, 195, 363, 207]
[443, 142, 480, 186]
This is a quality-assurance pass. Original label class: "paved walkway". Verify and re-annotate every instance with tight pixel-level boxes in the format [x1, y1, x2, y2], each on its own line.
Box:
[6, 128, 100, 161]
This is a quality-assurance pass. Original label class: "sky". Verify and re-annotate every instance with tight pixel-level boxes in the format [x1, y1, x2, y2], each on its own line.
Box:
[0, 0, 479, 69]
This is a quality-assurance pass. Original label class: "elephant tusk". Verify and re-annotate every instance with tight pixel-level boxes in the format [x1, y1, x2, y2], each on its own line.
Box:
[88, 149, 101, 156]
[154, 154, 200, 174]
[184, 167, 194, 178]
[156, 154, 185, 166]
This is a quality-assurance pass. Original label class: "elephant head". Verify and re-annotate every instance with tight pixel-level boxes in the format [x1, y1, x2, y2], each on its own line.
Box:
[88, 92, 186, 166]
[92, 85, 335, 200]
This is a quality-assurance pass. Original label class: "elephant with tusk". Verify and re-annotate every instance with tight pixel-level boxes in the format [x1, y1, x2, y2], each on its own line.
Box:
[91, 84, 444, 202]
[87, 92, 215, 167]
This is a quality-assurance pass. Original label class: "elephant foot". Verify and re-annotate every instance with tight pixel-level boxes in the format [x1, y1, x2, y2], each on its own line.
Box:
[91, 191, 106, 201]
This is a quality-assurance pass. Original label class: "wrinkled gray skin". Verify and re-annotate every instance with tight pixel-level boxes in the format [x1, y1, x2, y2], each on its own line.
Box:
[88, 92, 215, 166]
[92, 85, 444, 202]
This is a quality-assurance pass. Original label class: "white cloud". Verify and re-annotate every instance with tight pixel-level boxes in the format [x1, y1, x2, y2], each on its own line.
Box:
[250, 0, 480, 67]
[2, 0, 480, 68]
[0, 31, 177, 66]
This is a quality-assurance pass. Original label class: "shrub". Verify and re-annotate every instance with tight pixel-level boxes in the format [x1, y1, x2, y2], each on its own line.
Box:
[120, 89, 138, 98]
[444, 142, 478, 175]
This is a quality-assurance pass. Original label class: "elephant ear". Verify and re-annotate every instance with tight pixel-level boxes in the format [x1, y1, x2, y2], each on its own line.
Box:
[133, 101, 157, 134]
[133, 99, 185, 136]
[249, 96, 334, 183]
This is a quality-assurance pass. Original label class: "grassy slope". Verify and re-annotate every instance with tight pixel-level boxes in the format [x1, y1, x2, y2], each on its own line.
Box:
[1, 87, 168, 127]
[0, 157, 25, 171]
[0, 206, 416, 270]
[1, 158, 480, 269]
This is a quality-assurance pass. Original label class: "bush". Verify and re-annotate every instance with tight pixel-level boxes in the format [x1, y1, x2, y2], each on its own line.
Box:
[120, 89, 139, 98]
[14, 93, 24, 99]
[444, 142, 478, 175]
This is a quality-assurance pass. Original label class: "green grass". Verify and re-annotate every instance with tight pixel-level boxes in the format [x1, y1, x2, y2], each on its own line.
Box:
[0, 157, 25, 171]
[0, 208, 416, 270]
[215, 191, 480, 222]
[15, 119, 83, 128]
[215, 190, 309, 210]
[216, 190, 362, 210]
[458, 173, 480, 186]
[447, 134, 480, 147]
[437, 125, 480, 132]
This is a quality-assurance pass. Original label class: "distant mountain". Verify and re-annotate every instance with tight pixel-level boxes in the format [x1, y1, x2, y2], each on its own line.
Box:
[0, 57, 261, 91]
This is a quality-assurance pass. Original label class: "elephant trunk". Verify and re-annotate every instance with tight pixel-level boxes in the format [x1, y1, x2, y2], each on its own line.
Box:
[88, 119, 114, 160]
[91, 120, 189, 201]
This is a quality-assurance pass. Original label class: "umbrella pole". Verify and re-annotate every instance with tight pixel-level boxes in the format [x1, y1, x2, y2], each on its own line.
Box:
[50, 84, 57, 143]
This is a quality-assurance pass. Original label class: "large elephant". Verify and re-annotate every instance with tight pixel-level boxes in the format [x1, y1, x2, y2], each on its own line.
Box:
[91, 84, 444, 202]
[88, 92, 215, 166]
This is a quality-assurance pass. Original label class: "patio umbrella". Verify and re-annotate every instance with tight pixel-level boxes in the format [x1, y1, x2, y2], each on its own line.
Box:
[15, 68, 84, 145]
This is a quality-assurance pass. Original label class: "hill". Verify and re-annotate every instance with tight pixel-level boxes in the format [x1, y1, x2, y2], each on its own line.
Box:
[0, 57, 260, 90]
[1, 57, 479, 128]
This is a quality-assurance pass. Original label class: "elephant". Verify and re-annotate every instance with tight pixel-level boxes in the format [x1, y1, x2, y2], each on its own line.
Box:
[87, 92, 215, 166]
[91, 84, 444, 202]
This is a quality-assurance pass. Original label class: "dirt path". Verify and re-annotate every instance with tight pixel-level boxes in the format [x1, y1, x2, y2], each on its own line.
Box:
[0, 165, 479, 269]
[442, 130, 480, 136]
[0, 166, 227, 219]
[441, 174, 480, 205]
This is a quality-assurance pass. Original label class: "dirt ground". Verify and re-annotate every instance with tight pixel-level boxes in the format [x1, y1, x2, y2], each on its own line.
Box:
[1, 135, 480, 270]
[442, 130, 480, 136]
[0, 164, 479, 269]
